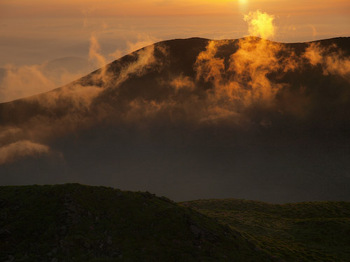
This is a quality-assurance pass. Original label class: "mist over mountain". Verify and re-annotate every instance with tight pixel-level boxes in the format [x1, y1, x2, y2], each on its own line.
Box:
[0, 37, 349, 202]
[0, 57, 92, 103]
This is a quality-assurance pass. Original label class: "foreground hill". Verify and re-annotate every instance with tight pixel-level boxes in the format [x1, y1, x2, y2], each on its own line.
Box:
[2, 184, 349, 261]
[183, 199, 350, 261]
[0, 37, 350, 202]
[0, 184, 272, 261]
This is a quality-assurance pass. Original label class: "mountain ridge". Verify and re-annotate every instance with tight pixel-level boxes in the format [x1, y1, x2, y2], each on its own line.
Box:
[1, 36, 349, 105]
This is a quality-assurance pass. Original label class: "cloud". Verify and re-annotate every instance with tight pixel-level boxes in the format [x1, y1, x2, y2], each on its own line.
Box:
[108, 34, 161, 61]
[112, 43, 167, 88]
[0, 127, 24, 146]
[87, 33, 161, 86]
[0, 65, 56, 103]
[32, 84, 103, 110]
[170, 75, 195, 92]
[0, 140, 50, 165]
[89, 34, 107, 69]
[244, 10, 276, 40]
[125, 34, 160, 54]
[193, 37, 296, 123]
[0, 58, 92, 103]
[304, 43, 350, 79]
[194, 11, 285, 113]
[108, 49, 123, 61]
[309, 24, 318, 38]
[228, 37, 293, 106]
[195, 40, 226, 83]
[89, 34, 110, 84]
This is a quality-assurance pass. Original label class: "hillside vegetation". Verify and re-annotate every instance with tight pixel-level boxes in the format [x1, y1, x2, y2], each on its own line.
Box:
[0, 184, 272, 261]
[183, 199, 350, 261]
[2, 184, 349, 261]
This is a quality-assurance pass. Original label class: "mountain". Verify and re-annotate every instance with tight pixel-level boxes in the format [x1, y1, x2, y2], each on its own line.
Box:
[184, 199, 350, 261]
[0, 184, 273, 261]
[0, 37, 350, 203]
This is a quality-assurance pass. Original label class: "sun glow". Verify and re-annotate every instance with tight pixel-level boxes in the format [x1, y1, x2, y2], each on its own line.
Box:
[239, 0, 248, 12]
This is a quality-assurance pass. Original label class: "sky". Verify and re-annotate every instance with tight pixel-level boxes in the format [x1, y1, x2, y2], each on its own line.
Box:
[1, 0, 349, 17]
[0, 0, 349, 101]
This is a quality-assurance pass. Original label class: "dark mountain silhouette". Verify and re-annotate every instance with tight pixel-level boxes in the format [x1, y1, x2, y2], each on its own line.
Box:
[0, 184, 273, 261]
[0, 37, 349, 202]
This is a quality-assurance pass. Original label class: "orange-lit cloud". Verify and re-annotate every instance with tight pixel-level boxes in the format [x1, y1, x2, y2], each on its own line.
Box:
[0, 65, 56, 103]
[195, 40, 226, 83]
[0, 61, 92, 103]
[0, 140, 50, 165]
[89, 35, 107, 69]
[89, 34, 110, 84]
[194, 11, 290, 120]
[304, 43, 350, 79]
[125, 34, 160, 54]
[244, 10, 275, 39]
[170, 76, 196, 92]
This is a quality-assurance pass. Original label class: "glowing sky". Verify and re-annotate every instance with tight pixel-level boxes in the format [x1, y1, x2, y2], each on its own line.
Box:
[1, 0, 349, 16]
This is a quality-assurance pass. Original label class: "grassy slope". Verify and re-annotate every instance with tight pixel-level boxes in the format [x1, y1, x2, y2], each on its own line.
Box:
[182, 199, 350, 262]
[0, 184, 272, 262]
